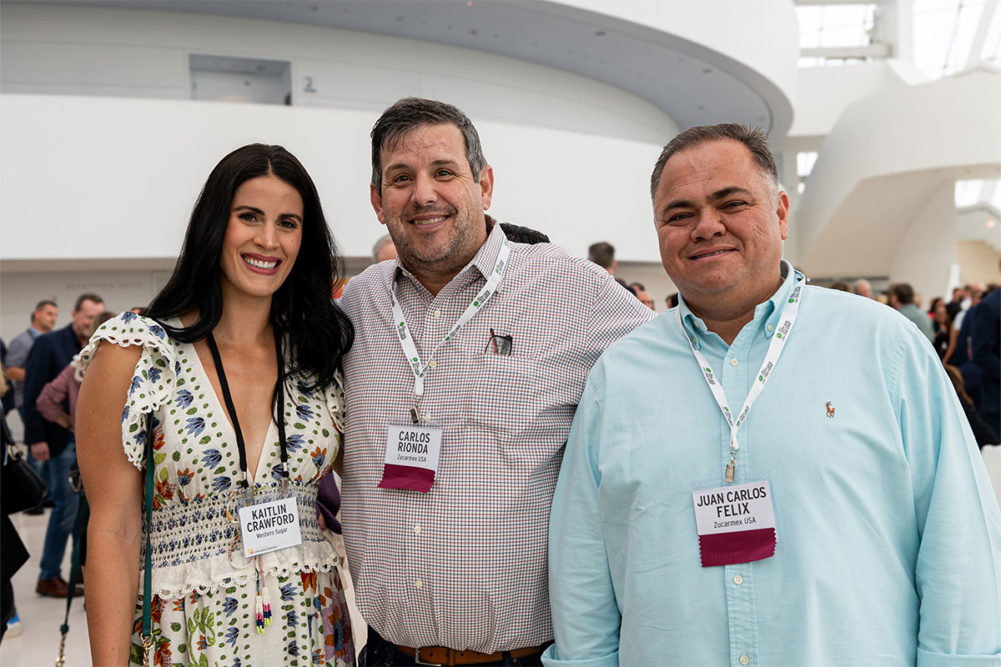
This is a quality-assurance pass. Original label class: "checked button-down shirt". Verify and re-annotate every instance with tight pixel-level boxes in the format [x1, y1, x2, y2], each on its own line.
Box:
[339, 222, 654, 653]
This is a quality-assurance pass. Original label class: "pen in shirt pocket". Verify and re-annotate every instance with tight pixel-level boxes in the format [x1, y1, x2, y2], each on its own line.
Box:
[487, 328, 513, 356]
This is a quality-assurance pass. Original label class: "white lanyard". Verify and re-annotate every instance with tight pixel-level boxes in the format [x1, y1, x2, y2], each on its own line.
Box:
[390, 230, 511, 419]
[676, 277, 804, 482]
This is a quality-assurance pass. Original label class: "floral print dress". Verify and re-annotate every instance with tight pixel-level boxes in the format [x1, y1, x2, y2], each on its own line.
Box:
[77, 313, 354, 666]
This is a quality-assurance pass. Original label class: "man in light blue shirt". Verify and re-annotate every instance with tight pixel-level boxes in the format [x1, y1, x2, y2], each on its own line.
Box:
[544, 125, 1001, 666]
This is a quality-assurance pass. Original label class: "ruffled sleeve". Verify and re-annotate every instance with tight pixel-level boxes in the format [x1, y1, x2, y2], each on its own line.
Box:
[74, 312, 178, 470]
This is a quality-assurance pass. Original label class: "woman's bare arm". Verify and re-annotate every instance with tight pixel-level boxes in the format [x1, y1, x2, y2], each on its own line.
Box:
[76, 342, 144, 666]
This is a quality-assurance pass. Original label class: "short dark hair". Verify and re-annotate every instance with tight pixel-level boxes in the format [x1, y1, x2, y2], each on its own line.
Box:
[370, 97, 487, 191]
[588, 242, 615, 269]
[74, 293, 103, 311]
[650, 123, 778, 198]
[499, 222, 549, 244]
[628, 282, 646, 292]
[146, 143, 353, 390]
[890, 283, 915, 305]
[34, 299, 57, 311]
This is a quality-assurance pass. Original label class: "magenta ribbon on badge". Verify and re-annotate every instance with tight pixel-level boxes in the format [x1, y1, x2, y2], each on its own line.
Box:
[698, 527, 776, 568]
[378, 464, 435, 493]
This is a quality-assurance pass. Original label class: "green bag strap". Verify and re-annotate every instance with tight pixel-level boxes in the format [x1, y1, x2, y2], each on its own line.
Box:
[56, 493, 88, 667]
[140, 411, 155, 663]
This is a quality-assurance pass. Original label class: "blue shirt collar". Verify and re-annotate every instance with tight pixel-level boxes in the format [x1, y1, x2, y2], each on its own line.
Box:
[678, 259, 802, 349]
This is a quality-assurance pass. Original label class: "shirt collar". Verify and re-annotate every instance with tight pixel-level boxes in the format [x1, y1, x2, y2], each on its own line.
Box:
[28, 325, 43, 338]
[678, 259, 802, 349]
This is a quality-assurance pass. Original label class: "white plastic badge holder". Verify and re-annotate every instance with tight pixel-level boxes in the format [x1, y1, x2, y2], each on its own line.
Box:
[238, 495, 302, 558]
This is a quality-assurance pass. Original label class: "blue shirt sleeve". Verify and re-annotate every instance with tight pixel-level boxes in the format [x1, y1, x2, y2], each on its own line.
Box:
[893, 329, 1001, 665]
[545, 364, 621, 667]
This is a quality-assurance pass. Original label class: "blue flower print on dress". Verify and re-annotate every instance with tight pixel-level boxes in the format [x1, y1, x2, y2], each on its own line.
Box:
[222, 596, 238, 617]
[296, 404, 315, 422]
[286, 433, 304, 452]
[121, 405, 130, 424]
[120, 311, 138, 324]
[287, 640, 299, 657]
[280, 583, 296, 601]
[211, 476, 231, 492]
[175, 389, 194, 409]
[148, 324, 166, 339]
[129, 376, 143, 396]
[185, 417, 205, 437]
[286, 609, 299, 628]
[296, 379, 314, 398]
[202, 448, 222, 467]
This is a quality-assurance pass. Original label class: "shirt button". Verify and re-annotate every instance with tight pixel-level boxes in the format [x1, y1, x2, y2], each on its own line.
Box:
[767, 324, 774, 332]
[428, 359, 438, 369]
[433, 310, 441, 318]
[422, 411, 431, 421]
[693, 321, 701, 328]
[730, 358, 739, 367]
[739, 655, 749, 665]
[733, 574, 743, 585]
[413, 525, 422, 534]
[414, 580, 423, 589]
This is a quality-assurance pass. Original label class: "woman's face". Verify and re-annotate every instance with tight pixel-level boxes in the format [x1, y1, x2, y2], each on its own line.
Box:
[219, 174, 304, 302]
[934, 301, 947, 323]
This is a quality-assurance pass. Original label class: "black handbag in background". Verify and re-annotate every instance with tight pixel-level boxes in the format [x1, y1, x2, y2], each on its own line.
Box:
[1, 422, 48, 515]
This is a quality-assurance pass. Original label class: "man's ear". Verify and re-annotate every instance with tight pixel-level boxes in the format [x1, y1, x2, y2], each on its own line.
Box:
[776, 189, 790, 240]
[478, 165, 494, 210]
[370, 183, 387, 225]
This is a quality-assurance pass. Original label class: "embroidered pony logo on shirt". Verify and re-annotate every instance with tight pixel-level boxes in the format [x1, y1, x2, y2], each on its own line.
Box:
[826, 401, 836, 419]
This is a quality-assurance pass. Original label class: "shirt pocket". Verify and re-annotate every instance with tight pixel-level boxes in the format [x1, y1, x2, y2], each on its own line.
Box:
[458, 353, 553, 469]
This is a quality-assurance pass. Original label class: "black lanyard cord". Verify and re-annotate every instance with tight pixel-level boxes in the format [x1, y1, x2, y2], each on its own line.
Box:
[206, 331, 289, 488]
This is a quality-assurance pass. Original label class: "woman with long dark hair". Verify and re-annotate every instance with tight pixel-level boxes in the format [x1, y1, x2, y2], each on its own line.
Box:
[76, 144, 354, 666]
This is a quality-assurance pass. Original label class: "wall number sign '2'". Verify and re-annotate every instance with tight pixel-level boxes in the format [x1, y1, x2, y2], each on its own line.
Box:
[304, 76, 316, 93]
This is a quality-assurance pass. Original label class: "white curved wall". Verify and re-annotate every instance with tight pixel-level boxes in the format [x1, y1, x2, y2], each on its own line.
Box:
[560, 0, 798, 135]
[793, 67, 1001, 298]
[1, 94, 663, 263]
[0, 3, 677, 144]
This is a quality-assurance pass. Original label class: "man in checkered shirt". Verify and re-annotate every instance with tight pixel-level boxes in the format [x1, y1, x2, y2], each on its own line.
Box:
[338, 97, 654, 666]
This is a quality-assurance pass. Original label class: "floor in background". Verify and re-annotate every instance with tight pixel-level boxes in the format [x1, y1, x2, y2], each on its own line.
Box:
[0, 508, 89, 667]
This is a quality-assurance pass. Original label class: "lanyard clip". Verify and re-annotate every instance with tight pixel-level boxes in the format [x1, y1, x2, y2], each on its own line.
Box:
[410, 394, 423, 425]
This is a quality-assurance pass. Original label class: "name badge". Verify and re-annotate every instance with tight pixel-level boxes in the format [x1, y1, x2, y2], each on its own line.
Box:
[238, 496, 302, 558]
[692, 480, 776, 567]
[377, 423, 443, 493]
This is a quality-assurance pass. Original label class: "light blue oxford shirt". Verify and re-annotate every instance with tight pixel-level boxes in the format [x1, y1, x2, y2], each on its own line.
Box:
[544, 262, 1001, 667]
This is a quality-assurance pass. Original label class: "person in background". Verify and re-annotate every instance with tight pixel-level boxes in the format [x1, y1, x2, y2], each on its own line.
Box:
[853, 278, 872, 298]
[5, 300, 59, 420]
[545, 123, 1001, 666]
[340, 97, 653, 666]
[828, 281, 850, 292]
[587, 241, 617, 275]
[1, 374, 30, 643]
[665, 291, 679, 309]
[22, 292, 104, 598]
[970, 282, 1000, 438]
[36, 313, 117, 432]
[372, 233, 398, 263]
[889, 282, 935, 344]
[929, 297, 953, 360]
[499, 222, 550, 244]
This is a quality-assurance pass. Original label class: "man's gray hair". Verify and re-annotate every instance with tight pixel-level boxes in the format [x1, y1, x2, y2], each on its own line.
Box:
[370, 97, 487, 191]
[650, 124, 778, 199]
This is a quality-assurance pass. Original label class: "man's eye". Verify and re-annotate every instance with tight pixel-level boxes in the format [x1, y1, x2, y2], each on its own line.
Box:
[391, 174, 411, 184]
[665, 212, 691, 224]
[722, 200, 747, 209]
[435, 169, 453, 178]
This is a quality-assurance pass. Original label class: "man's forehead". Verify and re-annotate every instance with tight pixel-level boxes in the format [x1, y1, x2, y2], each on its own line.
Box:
[382, 122, 465, 157]
[659, 140, 772, 196]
